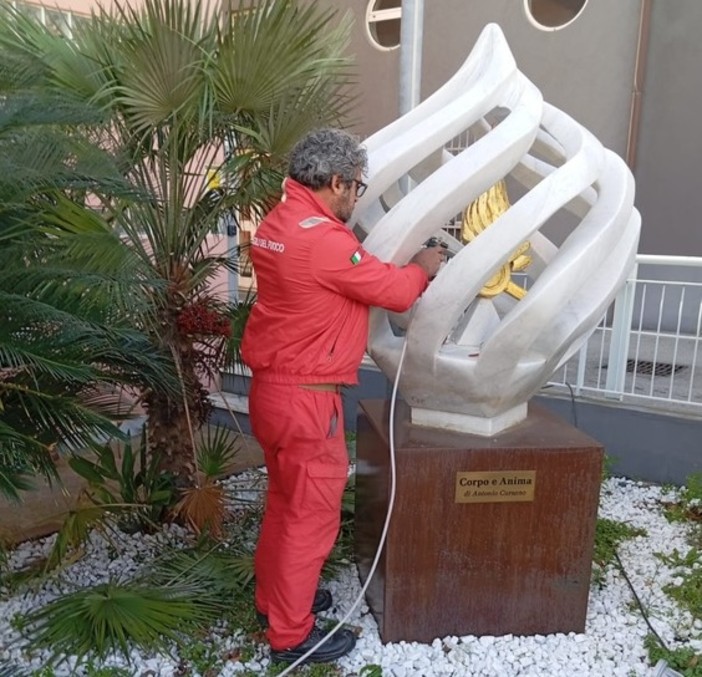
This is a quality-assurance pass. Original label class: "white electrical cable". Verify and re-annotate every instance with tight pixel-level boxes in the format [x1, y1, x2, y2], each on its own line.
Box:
[277, 336, 409, 675]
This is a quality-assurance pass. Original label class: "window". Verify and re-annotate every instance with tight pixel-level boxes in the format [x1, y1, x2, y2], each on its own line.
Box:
[524, 0, 588, 31]
[11, 1, 87, 38]
[366, 0, 401, 51]
[44, 7, 73, 37]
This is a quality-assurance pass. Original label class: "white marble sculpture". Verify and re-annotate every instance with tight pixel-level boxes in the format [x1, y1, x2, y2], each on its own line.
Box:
[351, 24, 641, 435]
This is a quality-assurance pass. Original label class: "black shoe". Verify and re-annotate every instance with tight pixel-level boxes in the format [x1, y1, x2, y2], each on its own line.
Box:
[271, 624, 356, 664]
[256, 588, 333, 628]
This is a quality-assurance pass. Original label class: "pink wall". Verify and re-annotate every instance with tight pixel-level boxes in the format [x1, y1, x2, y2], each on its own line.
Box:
[21, 0, 144, 15]
[205, 233, 230, 302]
[20, 0, 222, 18]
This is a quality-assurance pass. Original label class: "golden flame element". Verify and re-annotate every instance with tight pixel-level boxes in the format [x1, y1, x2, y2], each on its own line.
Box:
[461, 180, 531, 300]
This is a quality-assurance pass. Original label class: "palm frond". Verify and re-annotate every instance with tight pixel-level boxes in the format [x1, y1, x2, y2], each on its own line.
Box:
[0, 3, 59, 88]
[197, 425, 240, 478]
[216, 0, 352, 116]
[0, 91, 93, 128]
[145, 543, 254, 595]
[107, 1, 215, 135]
[223, 288, 256, 369]
[172, 482, 226, 538]
[0, 341, 95, 386]
[26, 581, 221, 664]
[0, 420, 58, 485]
[1, 382, 122, 453]
[44, 503, 109, 571]
[0, 295, 175, 396]
[0, 465, 34, 502]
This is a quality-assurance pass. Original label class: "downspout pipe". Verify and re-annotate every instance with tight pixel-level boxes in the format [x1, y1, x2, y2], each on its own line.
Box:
[399, 0, 424, 115]
[626, 0, 653, 170]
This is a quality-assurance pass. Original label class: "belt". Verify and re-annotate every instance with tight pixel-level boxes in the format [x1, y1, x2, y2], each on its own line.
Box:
[299, 383, 342, 393]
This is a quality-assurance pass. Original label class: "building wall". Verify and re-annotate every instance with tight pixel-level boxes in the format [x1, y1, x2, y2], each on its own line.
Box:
[276, 0, 400, 140]
[634, 0, 702, 256]
[340, 0, 702, 258]
[421, 0, 640, 159]
[342, 0, 402, 138]
[343, 1, 640, 154]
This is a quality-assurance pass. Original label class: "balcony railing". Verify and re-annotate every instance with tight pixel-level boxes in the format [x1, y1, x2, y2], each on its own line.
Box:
[546, 255, 702, 416]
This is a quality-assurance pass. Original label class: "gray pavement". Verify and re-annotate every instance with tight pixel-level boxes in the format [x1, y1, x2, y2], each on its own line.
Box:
[548, 327, 702, 419]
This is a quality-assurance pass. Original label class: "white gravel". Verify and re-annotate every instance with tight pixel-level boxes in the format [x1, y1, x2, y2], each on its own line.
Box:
[0, 473, 696, 676]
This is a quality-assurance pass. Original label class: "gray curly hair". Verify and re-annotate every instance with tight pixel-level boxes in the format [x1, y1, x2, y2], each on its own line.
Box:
[288, 128, 368, 190]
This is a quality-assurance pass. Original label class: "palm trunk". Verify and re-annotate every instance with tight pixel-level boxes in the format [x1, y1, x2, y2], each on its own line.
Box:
[144, 338, 210, 487]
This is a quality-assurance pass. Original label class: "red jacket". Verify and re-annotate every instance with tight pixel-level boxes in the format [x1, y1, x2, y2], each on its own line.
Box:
[241, 179, 428, 385]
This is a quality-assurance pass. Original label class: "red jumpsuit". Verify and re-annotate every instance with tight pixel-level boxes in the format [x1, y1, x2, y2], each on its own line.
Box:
[241, 178, 428, 650]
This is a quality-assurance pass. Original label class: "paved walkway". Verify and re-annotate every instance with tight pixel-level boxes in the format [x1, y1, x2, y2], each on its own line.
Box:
[0, 431, 264, 545]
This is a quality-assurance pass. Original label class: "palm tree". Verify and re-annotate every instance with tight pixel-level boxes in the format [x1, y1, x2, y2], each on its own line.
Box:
[0, 53, 176, 500]
[0, 0, 355, 486]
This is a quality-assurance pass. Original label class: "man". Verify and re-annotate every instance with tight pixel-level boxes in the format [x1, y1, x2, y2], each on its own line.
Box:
[241, 128, 445, 664]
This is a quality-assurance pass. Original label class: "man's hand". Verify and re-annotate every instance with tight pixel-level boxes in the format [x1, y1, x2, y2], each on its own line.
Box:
[410, 245, 446, 278]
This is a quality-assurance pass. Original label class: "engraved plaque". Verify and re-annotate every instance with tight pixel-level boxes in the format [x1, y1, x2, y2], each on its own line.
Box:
[455, 470, 536, 503]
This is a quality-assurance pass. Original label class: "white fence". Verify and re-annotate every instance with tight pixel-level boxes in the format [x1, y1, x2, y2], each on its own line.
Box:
[546, 255, 702, 416]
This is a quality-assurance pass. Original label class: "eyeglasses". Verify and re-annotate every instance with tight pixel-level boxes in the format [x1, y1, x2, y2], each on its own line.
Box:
[351, 179, 368, 197]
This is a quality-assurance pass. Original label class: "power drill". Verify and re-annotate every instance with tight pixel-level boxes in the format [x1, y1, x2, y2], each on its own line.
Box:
[425, 236, 452, 257]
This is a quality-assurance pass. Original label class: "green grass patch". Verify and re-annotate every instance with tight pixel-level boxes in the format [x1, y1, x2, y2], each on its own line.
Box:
[177, 635, 224, 676]
[601, 453, 616, 482]
[644, 634, 702, 676]
[84, 666, 132, 677]
[592, 518, 647, 586]
[359, 666, 383, 677]
[663, 474, 702, 524]
[345, 430, 357, 461]
[655, 549, 702, 620]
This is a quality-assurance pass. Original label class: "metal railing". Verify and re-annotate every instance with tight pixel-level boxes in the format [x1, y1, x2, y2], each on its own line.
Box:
[546, 255, 702, 416]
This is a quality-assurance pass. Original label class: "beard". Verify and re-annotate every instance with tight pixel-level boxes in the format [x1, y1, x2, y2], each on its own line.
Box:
[331, 193, 354, 223]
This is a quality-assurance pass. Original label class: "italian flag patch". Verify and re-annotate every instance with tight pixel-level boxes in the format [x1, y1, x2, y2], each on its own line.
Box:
[350, 250, 362, 265]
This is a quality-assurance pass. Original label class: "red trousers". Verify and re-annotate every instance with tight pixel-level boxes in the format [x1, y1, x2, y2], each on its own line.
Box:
[249, 378, 349, 650]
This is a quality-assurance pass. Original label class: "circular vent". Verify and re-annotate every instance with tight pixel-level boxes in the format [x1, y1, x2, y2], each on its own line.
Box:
[366, 0, 402, 51]
[524, 0, 588, 31]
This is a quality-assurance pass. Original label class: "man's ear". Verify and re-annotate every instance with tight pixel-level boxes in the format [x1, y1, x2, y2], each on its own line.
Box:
[329, 174, 346, 195]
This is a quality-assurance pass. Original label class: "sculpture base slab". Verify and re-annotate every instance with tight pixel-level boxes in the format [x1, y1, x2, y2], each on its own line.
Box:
[410, 402, 527, 436]
[354, 399, 603, 644]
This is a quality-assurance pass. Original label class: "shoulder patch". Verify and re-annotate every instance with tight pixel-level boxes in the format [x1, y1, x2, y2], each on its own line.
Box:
[298, 216, 330, 229]
[350, 250, 362, 265]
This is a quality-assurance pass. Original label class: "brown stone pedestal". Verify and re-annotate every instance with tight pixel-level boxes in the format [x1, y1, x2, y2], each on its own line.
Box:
[354, 400, 603, 644]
